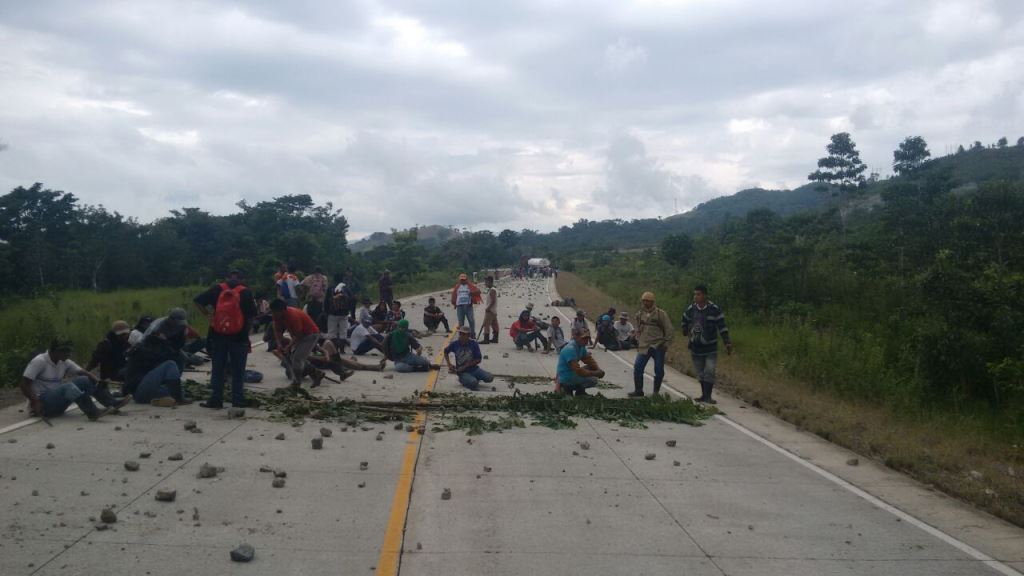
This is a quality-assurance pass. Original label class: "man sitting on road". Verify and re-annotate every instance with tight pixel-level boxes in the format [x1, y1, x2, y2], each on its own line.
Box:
[547, 316, 567, 352]
[509, 310, 550, 352]
[444, 325, 494, 390]
[383, 319, 439, 373]
[350, 317, 385, 355]
[615, 312, 637, 350]
[386, 300, 406, 332]
[556, 329, 605, 397]
[271, 299, 325, 389]
[21, 339, 128, 421]
[422, 296, 451, 334]
[571, 309, 592, 346]
[86, 320, 132, 382]
[595, 313, 619, 350]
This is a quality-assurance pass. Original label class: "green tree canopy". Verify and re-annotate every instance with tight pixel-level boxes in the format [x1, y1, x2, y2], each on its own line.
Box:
[892, 136, 931, 175]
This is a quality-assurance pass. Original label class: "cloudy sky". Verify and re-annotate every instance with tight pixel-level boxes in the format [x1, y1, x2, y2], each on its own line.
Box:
[1, 1, 1022, 238]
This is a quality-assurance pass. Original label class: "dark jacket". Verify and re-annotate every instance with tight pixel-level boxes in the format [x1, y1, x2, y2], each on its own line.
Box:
[86, 331, 129, 380]
[123, 338, 178, 394]
[682, 302, 731, 356]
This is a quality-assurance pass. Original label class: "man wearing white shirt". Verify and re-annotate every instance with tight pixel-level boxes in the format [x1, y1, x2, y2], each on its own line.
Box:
[20, 339, 128, 420]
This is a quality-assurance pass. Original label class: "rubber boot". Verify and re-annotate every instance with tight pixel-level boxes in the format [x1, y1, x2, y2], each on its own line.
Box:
[166, 380, 189, 404]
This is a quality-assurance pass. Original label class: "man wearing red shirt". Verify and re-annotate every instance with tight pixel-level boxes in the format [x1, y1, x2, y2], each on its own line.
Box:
[271, 299, 324, 388]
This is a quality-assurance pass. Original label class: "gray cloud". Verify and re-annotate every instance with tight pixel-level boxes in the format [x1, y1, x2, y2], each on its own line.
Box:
[0, 0, 1021, 237]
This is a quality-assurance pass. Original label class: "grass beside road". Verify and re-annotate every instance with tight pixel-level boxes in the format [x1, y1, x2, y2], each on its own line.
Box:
[556, 271, 1024, 528]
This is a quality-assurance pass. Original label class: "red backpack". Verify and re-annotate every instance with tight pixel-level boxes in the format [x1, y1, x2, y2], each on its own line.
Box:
[213, 283, 246, 335]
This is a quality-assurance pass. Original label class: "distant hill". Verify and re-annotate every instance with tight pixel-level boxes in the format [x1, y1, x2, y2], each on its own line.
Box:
[665, 182, 831, 234]
[350, 224, 462, 253]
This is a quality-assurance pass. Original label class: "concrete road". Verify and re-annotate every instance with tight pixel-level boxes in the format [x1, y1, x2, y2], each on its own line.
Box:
[0, 277, 1020, 576]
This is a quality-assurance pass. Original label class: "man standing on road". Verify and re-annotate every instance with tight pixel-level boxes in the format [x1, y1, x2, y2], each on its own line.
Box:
[378, 269, 394, 308]
[481, 275, 499, 344]
[557, 329, 605, 397]
[682, 284, 733, 404]
[300, 266, 329, 330]
[194, 270, 257, 409]
[20, 339, 128, 421]
[450, 273, 481, 337]
[270, 299, 325, 389]
[343, 269, 361, 319]
[444, 326, 494, 390]
[630, 291, 673, 397]
[325, 279, 351, 348]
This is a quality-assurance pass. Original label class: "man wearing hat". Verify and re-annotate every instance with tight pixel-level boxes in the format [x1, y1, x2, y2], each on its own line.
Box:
[630, 291, 673, 397]
[450, 273, 482, 337]
[444, 326, 494, 390]
[86, 320, 132, 381]
[20, 339, 128, 420]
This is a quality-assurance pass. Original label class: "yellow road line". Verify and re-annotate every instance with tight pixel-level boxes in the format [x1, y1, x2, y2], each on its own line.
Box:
[376, 334, 453, 576]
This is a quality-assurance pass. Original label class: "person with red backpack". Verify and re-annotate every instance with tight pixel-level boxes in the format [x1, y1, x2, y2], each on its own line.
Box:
[193, 270, 257, 409]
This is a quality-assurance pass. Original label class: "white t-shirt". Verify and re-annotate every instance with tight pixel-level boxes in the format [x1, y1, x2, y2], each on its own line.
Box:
[350, 324, 379, 351]
[615, 321, 635, 341]
[456, 284, 471, 306]
[128, 329, 145, 348]
[23, 352, 82, 398]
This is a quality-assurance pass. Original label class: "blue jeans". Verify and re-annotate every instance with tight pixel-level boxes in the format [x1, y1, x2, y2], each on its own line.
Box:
[561, 374, 598, 394]
[692, 353, 718, 399]
[634, 346, 667, 393]
[515, 331, 548, 350]
[133, 360, 182, 403]
[209, 337, 249, 406]
[456, 304, 475, 335]
[394, 352, 430, 373]
[39, 376, 106, 417]
[458, 366, 493, 390]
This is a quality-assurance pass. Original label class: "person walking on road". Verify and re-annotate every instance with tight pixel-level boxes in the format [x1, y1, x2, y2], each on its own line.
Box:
[630, 291, 673, 397]
[481, 275, 499, 344]
[557, 329, 605, 396]
[444, 325, 494, 390]
[450, 273, 482, 337]
[682, 284, 733, 404]
[194, 269, 257, 409]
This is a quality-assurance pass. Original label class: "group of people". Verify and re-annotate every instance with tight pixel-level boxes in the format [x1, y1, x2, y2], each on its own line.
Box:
[19, 258, 732, 421]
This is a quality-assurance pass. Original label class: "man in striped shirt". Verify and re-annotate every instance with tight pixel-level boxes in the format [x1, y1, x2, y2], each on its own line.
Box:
[681, 284, 733, 404]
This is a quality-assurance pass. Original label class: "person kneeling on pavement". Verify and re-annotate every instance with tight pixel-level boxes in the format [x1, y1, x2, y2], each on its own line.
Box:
[556, 329, 605, 397]
[21, 339, 129, 420]
[123, 333, 189, 407]
[444, 326, 494, 390]
[383, 319, 439, 373]
[509, 310, 549, 352]
[422, 297, 451, 334]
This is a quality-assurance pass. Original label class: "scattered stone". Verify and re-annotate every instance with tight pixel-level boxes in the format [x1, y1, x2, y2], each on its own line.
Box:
[94, 523, 109, 531]
[361, 425, 372, 431]
[346, 417, 358, 427]
[155, 489, 177, 502]
[168, 453, 183, 461]
[230, 544, 255, 563]
[502, 353, 509, 358]
[665, 440, 677, 447]
[124, 461, 140, 472]
[359, 462, 369, 471]
[190, 428, 202, 434]
[273, 469, 287, 478]
[846, 458, 860, 466]
[357, 481, 366, 488]
[375, 433, 384, 441]
[226, 408, 246, 419]
[259, 465, 274, 473]
[405, 424, 415, 432]
[46, 442, 55, 450]
[311, 437, 324, 450]
[183, 420, 197, 431]
[7, 438, 17, 444]
[32, 489, 39, 496]
[441, 488, 452, 500]
[969, 470, 983, 481]
[483, 355, 489, 360]
[394, 423, 404, 430]
[139, 452, 151, 459]
[100, 508, 117, 524]
[274, 433, 286, 441]
[247, 436, 253, 440]
[416, 542, 422, 550]
[80, 490, 89, 496]
[197, 463, 218, 479]
[383, 374, 394, 380]
[114, 426, 122, 431]
[673, 460, 681, 467]
[192, 507, 200, 521]
[272, 478, 285, 488]
[644, 453, 656, 461]
[483, 466, 492, 473]
[579, 441, 590, 451]
[319, 427, 333, 438]
[340, 426, 349, 432]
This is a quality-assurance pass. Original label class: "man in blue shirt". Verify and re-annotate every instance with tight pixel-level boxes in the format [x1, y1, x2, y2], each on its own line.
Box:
[556, 329, 605, 396]
[444, 326, 493, 390]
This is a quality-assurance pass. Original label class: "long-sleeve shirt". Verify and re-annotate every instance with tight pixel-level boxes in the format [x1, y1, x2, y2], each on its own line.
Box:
[634, 307, 673, 350]
[682, 302, 731, 356]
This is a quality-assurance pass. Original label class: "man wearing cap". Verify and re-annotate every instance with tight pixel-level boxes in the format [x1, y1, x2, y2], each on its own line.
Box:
[450, 273, 482, 337]
[630, 291, 673, 397]
[21, 339, 128, 420]
[557, 329, 605, 396]
[270, 299, 325, 389]
[86, 320, 132, 381]
[144, 307, 205, 369]
[682, 284, 733, 404]
[383, 319, 437, 373]
[480, 276, 499, 344]
[615, 313, 637, 350]
[194, 270, 258, 408]
[444, 326, 494, 390]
